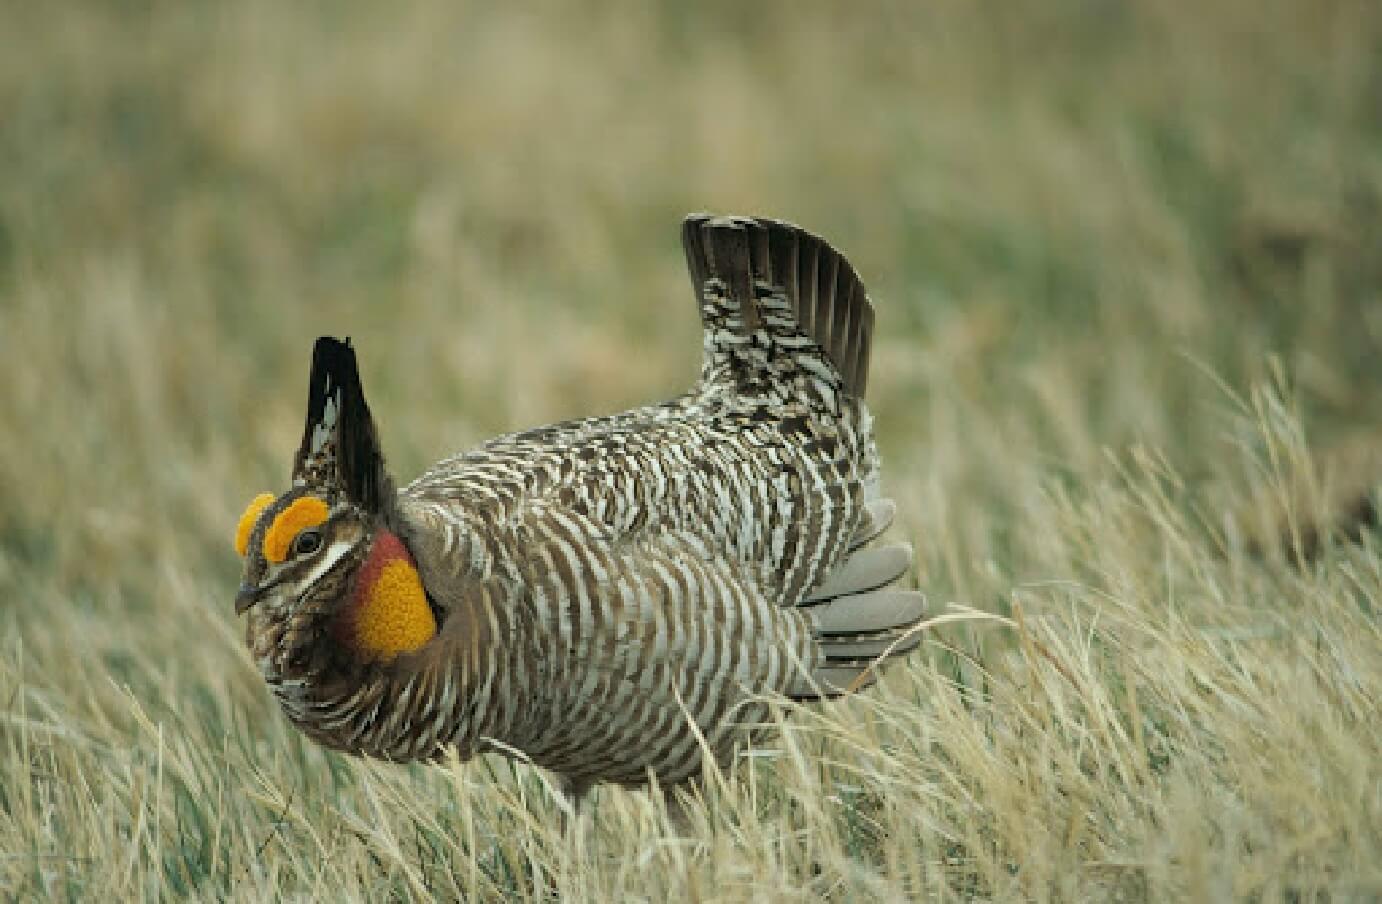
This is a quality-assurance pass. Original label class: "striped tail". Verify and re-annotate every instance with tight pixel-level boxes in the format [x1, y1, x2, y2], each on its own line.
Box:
[682, 214, 875, 401]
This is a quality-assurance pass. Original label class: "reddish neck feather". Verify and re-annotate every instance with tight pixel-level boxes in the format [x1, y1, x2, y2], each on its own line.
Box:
[335, 529, 413, 637]
[355, 529, 413, 597]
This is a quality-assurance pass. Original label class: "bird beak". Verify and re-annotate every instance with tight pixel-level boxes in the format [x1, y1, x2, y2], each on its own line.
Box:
[235, 583, 263, 614]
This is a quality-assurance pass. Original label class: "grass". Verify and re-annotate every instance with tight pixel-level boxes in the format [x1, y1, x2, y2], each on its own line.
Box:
[1, 0, 1380, 899]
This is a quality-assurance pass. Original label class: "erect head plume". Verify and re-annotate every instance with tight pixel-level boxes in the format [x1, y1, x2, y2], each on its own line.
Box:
[293, 337, 393, 514]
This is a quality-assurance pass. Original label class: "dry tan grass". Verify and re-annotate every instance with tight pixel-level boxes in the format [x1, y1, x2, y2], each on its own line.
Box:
[1, 1, 1380, 899]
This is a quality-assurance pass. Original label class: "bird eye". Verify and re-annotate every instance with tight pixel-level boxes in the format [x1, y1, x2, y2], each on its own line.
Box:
[292, 529, 323, 557]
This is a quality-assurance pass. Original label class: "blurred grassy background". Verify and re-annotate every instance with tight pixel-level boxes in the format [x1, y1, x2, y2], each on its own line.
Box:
[1, 1, 1379, 899]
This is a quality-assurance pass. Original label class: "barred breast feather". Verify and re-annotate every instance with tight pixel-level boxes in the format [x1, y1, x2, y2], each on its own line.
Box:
[239, 215, 925, 798]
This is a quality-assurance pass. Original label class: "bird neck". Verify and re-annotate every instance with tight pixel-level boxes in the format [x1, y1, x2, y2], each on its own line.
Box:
[255, 570, 511, 763]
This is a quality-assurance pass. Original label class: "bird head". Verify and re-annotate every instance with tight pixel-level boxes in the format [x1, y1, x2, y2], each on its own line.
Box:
[234, 338, 436, 672]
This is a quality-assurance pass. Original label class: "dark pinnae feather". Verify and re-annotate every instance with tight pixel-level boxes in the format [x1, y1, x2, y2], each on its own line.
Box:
[293, 337, 391, 513]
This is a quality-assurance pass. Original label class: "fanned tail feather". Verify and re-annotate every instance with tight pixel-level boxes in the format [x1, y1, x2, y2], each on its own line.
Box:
[682, 214, 875, 399]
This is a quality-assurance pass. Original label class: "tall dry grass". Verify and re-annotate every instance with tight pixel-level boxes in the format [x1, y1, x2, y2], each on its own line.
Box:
[1, 1, 1379, 899]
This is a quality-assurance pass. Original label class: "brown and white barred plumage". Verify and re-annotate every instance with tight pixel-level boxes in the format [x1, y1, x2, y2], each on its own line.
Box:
[236, 215, 925, 798]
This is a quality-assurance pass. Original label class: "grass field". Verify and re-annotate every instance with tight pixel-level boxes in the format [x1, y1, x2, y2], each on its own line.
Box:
[2, 1, 1380, 899]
